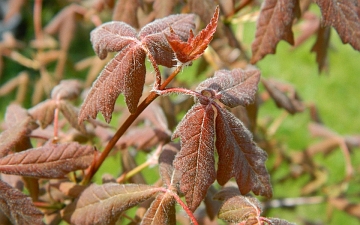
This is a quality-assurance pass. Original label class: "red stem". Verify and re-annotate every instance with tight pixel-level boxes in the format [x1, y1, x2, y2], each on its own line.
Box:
[158, 187, 199, 225]
[33, 0, 43, 40]
[81, 66, 183, 185]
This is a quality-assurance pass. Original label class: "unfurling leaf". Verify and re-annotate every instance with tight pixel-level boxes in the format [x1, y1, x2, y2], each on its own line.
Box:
[0, 180, 44, 225]
[173, 103, 217, 211]
[62, 183, 160, 225]
[215, 107, 272, 198]
[141, 192, 176, 225]
[0, 142, 94, 178]
[251, 0, 299, 63]
[214, 188, 262, 223]
[165, 6, 219, 64]
[196, 68, 261, 108]
[80, 13, 195, 122]
[314, 0, 360, 51]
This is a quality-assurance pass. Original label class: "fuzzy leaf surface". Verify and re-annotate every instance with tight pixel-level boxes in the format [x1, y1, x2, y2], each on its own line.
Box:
[51, 79, 82, 100]
[62, 183, 160, 225]
[0, 105, 36, 157]
[28, 100, 56, 129]
[314, 0, 360, 51]
[139, 13, 196, 67]
[196, 68, 261, 108]
[90, 21, 138, 59]
[141, 192, 176, 225]
[216, 193, 262, 223]
[59, 100, 87, 133]
[0, 180, 44, 225]
[79, 44, 146, 122]
[0, 142, 94, 178]
[81, 14, 195, 122]
[251, 0, 298, 63]
[173, 103, 216, 211]
[165, 7, 219, 64]
[215, 107, 272, 198]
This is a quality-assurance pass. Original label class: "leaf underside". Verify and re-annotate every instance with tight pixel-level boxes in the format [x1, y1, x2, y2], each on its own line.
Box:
[62, 183, 159, 225]
[141, 192, 176, 225]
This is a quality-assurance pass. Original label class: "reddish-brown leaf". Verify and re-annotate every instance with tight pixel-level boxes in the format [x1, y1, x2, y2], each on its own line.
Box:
[215, 107, 272, 198]
[158, 143, 181, 189]
[28, 100, 56, 129]
[59, 100, 87, 134]
[112, 0, 140, 28]
[262, 78, 305, 114]
[196, 68, 261, 108]
[0, 142, 94, 179]
[215, 190, 262, 223]
[90, 21, 138, 60]
[140, 13, 196, 67]
[268, 218, 296, 225]
[251, 0, 299, 63]
[314, 0, 360, 51]
[172, 103, 217, 211]
[165, 6, 219, 64]
[79, 44, 146, 122]
[0, 104, 37, 158]
[153, 0, 177, 19]
[0, 180, 44, 225]
[141, 192, 176, 225]
[62, 183, 160, 225]
[311, 25, 331, 72]
[51, 79, 83, 100]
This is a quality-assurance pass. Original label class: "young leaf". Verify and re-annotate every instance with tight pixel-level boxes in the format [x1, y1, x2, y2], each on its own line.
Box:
[311, 25, 331, 72]
[0, 142, 94, 179]
[79, 44, 146, 122]
[0, 180, 44, 225]
[28, 100, 57, 129]
[62, 183, 160, 225]
[268, 217, 296, 225]
[215, 107, 272, 198]
[80, 14, 195, 122]
[215, 190, 262, 223]
[196, 68, 261, 108]
[165, 6, 219, 64]
[51, 79, 83, 100]
[59, 100, 87, 134]
[261, 78, 305, 114]
[314, 0, 360, 51]
[172, 103, 217, 211]
[158, 143, 180, 189]
[112, 0, 140, 28]
[251, 0, 299, 63]
[0, 104, 37, 158]
[139, 13, 196, 67]
[141, 192, 176, 225]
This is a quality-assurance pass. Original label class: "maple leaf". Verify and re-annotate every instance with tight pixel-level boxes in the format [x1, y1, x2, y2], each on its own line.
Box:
[141, 192, 176, 225]
[196, 68, 261, 108]
[311, 25, 331, 72]
[251, 0, 299, 64]
[62, 183, 160, 225]
[79, 14, 195, 123]
[165, 6, 219, 65]
[0, 142, 95, 179]
[314, 0, 360, 51]
[0, 180, 44, 225]
[172, 68, 271, 211]
[173, 103, 217, 212]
